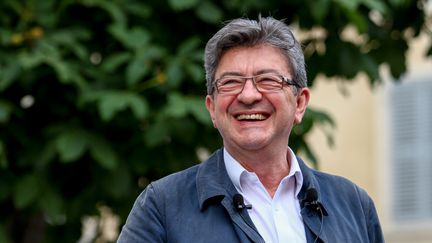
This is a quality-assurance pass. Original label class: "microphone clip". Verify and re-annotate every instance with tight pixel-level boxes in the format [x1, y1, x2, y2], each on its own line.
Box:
[301, 188, 328, 216]
[233, 194, 252, 211]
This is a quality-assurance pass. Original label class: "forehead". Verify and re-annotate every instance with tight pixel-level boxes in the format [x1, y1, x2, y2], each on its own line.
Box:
[216, 44, 291, 77]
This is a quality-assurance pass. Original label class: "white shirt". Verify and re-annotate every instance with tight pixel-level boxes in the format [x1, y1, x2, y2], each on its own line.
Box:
[224, 148, 306, 243]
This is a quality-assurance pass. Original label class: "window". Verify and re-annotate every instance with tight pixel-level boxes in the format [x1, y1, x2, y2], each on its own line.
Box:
[389, 80, 432, 223]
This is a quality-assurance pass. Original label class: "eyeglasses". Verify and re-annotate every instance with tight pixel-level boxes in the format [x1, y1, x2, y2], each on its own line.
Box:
[214, 73, 300, 95]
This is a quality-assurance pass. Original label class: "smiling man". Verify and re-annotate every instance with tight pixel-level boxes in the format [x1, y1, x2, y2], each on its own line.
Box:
[117, 16, 384, 243]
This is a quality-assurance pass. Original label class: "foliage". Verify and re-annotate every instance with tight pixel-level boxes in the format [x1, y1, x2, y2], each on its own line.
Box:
[0, 0, 429, 242]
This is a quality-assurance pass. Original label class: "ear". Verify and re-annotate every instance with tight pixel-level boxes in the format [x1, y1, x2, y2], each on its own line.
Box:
[294, 88, 310, 124]
[205, 95, 217, 128]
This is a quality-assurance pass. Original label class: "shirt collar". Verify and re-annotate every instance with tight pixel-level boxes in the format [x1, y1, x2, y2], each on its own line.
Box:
[223, 147, 304, 196]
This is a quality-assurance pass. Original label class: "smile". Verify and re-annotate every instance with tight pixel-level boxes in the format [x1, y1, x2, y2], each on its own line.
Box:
[236, 113, 268, 121]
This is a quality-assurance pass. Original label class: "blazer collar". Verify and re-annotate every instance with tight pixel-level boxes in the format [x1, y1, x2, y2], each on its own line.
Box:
[297, 157, 330, 242]
[196, 149, 237, 210]
[195, 149, 330, 242]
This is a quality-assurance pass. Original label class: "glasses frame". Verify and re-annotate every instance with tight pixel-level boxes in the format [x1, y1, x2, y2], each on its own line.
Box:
[214, 73, 301, 95]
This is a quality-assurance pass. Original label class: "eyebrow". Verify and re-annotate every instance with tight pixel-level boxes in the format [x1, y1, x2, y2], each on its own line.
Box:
[216, 69, 285, 79]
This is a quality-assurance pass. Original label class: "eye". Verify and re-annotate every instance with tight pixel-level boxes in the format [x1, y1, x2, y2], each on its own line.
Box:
[256, 75, 282, 88]
[218, 77, 243, 87]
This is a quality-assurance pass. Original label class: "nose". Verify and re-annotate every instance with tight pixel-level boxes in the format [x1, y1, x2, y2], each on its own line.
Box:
[237, 79, 262, 104]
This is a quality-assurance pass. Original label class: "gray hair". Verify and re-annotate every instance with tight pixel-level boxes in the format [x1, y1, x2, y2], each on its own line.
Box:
[204, 16, 307, 95]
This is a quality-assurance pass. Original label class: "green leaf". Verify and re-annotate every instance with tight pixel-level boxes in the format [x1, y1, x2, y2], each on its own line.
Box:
[308, 107, 335, 127]
[47, 28, 91, 60]
[178, 37, 200, 56]
[185, 63, 204, 83]
[0, 140, 7, 169]
[388, 0, 411, 7]
[124, 2, 152, 18]
[0, 100, 13, 123]
[17, 51, 45, 69]
[126, 57, 149, 86]
[359, 54, 380, 83]
[165, 93, 187, 117]
[88, 135, 118, 170]
[0, 62, 20, 91]
[196, 1, 223, 23]
[186, 96, 211, 125]
[13, 174, 40, 209]
[55, 129, 88, 162]
[98, 94, 128, 121]
[0, 28, 12, 45]
[0, 168, 12, 202]
[144, 119, 170, 147]
[301, 141, 319, 168]
[97, 91, 148, 121]
[0, 223, 10, 243]
[169, 0, 199, 10]
[108, 24, 150, 49]
[48, 59, 75, 83]
[127, 94, 149, 119]
[35, 140, 57, 168]
[83, 0, 127, 27]
[101, 52, 132, 72]
[347, 10, 368, 33]
[103, 165, 131, 199]
[166, 58, 183, 87]
[363, 0, 388, 14]
[334, 0, 360, 10]
[39, 189, 65, 224]
[308, 0, 330, 23]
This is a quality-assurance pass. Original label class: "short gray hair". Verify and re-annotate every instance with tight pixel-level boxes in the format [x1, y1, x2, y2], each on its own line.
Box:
[204, 16, 307, 94]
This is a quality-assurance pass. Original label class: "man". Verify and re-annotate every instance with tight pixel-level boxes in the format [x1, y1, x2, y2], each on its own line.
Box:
[117, 16, 384, 243]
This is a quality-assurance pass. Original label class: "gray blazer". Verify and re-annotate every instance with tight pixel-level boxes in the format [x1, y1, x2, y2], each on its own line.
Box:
[118, 148, 384, 243]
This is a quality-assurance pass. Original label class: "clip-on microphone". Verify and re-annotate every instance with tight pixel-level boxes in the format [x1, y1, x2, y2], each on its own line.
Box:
[233, 194, 252, 211]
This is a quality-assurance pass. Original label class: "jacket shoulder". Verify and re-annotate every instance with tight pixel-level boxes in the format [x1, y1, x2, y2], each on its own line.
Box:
[310, 168, 374, 210]
[150, 163, 201, 193]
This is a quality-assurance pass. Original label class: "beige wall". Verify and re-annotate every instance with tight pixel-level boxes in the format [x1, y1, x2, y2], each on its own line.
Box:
[304, 31, 432, 242]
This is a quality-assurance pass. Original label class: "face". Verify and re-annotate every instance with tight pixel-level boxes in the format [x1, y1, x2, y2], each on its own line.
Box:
[205, 44, 310, 154]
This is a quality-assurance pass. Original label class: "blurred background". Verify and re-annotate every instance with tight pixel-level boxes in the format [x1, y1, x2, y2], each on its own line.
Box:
[0, 0, 431, 242]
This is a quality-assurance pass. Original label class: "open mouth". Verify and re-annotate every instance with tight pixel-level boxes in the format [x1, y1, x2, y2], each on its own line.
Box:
[236, 113, 268, 121]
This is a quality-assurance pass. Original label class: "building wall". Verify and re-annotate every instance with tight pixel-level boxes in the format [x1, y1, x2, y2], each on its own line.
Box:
[305, 31, 432, 242]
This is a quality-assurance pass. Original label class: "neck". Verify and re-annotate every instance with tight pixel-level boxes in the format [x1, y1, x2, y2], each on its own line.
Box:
[233, 148, 291, 198]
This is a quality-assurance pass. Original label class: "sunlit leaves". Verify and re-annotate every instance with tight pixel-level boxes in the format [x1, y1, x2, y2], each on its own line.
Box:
[0, 0, 427, 241]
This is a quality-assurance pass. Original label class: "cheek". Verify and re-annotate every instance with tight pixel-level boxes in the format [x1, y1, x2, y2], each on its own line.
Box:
[213, 101, 229, 122]
[206, 95, 234, 126]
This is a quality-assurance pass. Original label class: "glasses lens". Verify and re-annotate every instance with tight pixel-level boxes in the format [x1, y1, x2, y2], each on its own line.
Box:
[255, 74, 283, 92]
[216, 77, 244, 94]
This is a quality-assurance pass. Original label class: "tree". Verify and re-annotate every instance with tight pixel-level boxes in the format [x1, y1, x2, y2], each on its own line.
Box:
[0, 0, 429, 242]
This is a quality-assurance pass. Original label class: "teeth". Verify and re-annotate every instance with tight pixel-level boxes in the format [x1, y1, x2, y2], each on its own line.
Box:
[237, 114, 267, 120]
